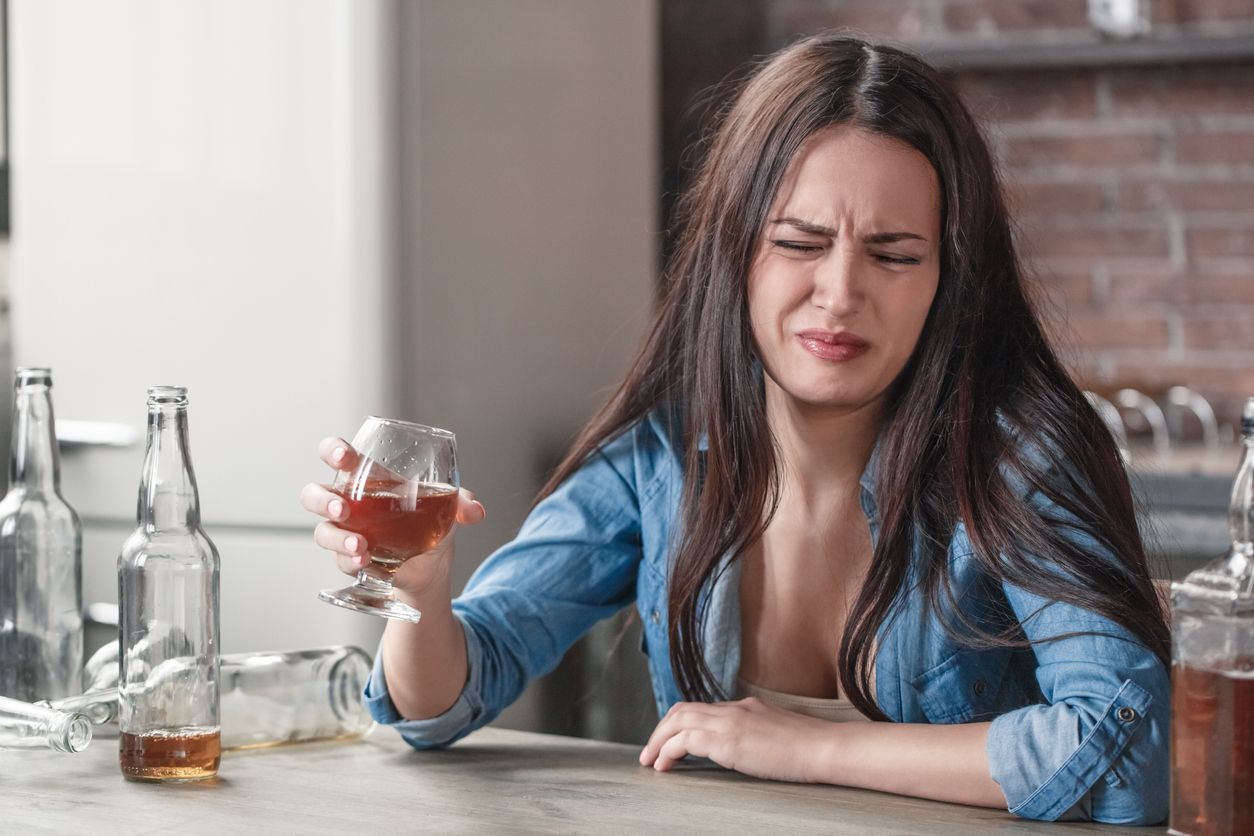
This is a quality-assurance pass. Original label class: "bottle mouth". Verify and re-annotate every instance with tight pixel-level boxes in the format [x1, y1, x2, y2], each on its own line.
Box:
[52, 712, 93, 753]
[15, 367, 52, 388]
[147, 386, 189, 407]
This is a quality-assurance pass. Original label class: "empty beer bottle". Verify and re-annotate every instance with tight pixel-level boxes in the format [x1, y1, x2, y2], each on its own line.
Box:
[0, 368, 83, 702]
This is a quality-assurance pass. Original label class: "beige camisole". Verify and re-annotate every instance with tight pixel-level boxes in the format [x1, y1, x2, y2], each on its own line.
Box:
[735, 677, 870, 723]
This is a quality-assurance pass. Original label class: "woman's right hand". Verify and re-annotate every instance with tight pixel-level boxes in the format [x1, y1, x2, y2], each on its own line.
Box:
[299, 436, 486, 601]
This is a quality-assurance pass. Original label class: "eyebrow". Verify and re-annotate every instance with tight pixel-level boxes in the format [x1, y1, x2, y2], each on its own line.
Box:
[769, 217, 928, 244]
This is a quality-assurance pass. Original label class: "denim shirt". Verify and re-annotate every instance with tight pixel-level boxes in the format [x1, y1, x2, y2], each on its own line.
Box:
[364, 410, 1169, 825]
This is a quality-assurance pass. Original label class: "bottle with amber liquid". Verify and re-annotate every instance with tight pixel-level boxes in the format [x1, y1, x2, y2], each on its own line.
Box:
[0, 367, 83, 702]
[117, 386, 221, 782]
[1170, 396, 1254, 836]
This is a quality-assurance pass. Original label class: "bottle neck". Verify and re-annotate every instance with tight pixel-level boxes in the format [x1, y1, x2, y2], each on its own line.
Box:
[10, 383, 61, 492]
[137, 405, 201, 531]
[1232, 430, 1254, 553]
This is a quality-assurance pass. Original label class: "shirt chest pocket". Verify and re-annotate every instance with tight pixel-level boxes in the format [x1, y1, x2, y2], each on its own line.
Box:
[909, 647, 1016, 725]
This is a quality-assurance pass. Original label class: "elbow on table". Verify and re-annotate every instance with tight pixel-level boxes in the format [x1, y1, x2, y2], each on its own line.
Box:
[994, 681, 1170, 825]
[1087, 755, 1169, 826]
[396, 728, 464, 751]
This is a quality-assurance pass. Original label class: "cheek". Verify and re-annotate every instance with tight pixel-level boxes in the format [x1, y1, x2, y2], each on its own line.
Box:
[889, 282, 939, 353]
[745, 271, 785, 349]
[747, 264, 809, 328]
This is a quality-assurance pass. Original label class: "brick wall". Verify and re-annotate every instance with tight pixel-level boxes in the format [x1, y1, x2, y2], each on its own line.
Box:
[767, 0, 1254, 430]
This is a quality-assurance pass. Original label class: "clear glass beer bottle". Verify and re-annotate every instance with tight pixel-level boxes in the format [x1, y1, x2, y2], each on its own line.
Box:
[0, 694, 92, 752]
[117, 386, 221, 782]
[0, 367, 83, 701]
[1170, 396, 1254, 836]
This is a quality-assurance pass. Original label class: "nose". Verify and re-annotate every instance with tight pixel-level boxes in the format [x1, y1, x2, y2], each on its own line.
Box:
[810, 245, 864, 316]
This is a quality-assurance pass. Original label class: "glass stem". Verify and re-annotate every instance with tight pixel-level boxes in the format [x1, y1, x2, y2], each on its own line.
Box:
[355, 570, 394, 594]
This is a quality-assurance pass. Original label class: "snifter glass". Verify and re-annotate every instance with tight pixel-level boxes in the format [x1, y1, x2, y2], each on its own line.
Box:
[318, 417, 459, 623]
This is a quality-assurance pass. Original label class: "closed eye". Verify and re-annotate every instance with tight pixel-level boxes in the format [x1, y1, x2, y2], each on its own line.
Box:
[873, 253, 921, 265]
[772, 240, 824, 253]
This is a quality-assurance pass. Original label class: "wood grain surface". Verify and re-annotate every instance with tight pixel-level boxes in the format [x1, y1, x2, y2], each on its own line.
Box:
[0, 726, 1167, 835]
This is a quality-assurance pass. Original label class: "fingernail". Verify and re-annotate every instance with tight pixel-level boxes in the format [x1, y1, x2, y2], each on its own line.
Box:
[345, 535, 359, 553]
[355, 554, 366, 566]
[333, 447, 347, 464]
[329, 499, 344, 518]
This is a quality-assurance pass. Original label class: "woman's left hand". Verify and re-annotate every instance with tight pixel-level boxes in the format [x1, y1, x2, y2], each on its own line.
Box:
[639, 697, 835, 783]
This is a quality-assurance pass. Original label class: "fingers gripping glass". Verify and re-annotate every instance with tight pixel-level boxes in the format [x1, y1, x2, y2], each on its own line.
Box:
[318, 418, 459, 623]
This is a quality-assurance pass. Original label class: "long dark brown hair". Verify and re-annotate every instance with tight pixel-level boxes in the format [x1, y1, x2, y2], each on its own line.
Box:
[537, 32, 1169, 719]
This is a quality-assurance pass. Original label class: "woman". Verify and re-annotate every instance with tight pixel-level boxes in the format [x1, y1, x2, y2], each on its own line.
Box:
[301, 33, 1169, 824]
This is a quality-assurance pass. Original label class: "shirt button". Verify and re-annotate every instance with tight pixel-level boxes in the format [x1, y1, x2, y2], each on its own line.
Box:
[972, 679, 987, 697]
[650, 609, 660, 625]
[1117, 706, 1137, 723]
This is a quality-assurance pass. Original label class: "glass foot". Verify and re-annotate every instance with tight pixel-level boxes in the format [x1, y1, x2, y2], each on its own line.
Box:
[318, 584, 423, 623]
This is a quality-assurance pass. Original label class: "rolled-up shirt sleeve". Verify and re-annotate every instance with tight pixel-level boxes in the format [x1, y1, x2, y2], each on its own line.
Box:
[363, 426, 646, 750]
[363, 622, 484, 748]
[985, 517, 1170, 824]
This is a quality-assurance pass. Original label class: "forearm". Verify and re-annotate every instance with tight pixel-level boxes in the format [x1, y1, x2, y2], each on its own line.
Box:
[814, 721, 1006, 808]
[381, 587, 469, 720]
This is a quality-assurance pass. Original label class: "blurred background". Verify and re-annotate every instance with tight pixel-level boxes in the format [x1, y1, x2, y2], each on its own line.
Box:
[0, 0, 1250, 746]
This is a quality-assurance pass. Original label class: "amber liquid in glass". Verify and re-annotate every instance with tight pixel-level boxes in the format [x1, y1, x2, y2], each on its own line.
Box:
[332, 480, 458, 571]
[119, 728, 222, 782]
[1171, 662, 1254, 836]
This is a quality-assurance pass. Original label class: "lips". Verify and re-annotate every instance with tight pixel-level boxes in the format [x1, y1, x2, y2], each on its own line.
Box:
[796, 329, 870, 362]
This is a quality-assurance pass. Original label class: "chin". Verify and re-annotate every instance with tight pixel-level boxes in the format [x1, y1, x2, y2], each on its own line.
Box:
[774, 371, 888, 411]
[790, 387, 875, 411]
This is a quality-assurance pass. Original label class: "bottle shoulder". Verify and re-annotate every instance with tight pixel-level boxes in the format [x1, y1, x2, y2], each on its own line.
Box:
[0, 488, 82, 533]
[118, 526, 220, 569]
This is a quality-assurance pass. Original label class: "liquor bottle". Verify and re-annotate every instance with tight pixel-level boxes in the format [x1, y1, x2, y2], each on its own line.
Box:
[117, 386, 220, 782]
[1170, 396, 1254, 836]
[55, 643, 375, 749]
[0, 694, 92, 752]
[0, 367, 83, 701]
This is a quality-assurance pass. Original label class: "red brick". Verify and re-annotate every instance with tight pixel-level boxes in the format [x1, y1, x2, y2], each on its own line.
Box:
[1008, 180, 1107, 214]
[1109, 66, 1254, 119]
[1005, 133, 1161, 169]
[1151, 0, 1254, 24]
[957, 72, 1098, 123]
[1035, 268, 1096, 306]
[1022, 222, 1171, 259]
[1183, 317, 1254, 351]
[1067, 312, 1171, 349]
[1109, 269, 1254, 305]
[769, 0, 933, 40]
[1028, 271, 1096, 346]
[1176, 130, 1254, 165]
[1188, 226, 1254, 259]
[1106, 268, 1180, 304]
[1118, 179, 1254, 213]
[943, 0, 1089, 31]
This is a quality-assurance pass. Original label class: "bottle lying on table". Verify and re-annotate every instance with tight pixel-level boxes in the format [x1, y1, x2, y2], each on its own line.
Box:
[0, 694, 92, 753]
[46, 644, 375, 750]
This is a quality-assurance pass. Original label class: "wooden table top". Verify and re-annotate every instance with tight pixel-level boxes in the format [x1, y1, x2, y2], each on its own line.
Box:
[0, 726, 1167, 834]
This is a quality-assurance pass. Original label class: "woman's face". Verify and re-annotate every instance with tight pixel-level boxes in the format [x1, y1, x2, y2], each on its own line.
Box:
[747, 126, 942, 416]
